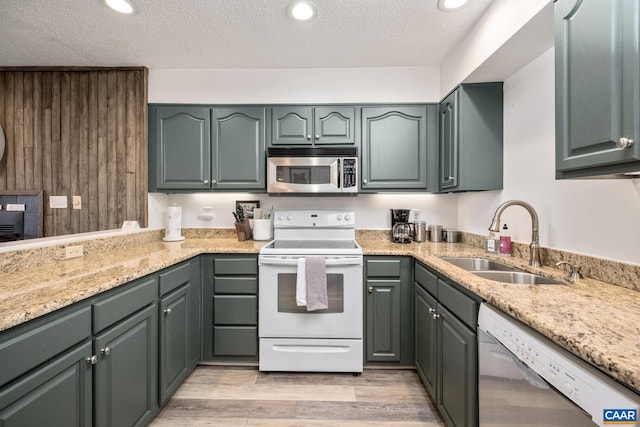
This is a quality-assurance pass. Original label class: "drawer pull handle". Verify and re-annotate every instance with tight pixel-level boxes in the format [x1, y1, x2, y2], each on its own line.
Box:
[100, 347, 111, 356]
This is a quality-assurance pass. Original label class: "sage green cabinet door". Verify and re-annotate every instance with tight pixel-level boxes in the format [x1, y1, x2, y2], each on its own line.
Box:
[439, 84, 503, 192]
[437, 304, 477, 427]
[212, 107, 266, 190]
[271, 107, 313, 145]
[361, 106, 431, 191]
[94, 304, 158, 427]
[150, 106, 211, 191]
[0, 341, 92, 427]
[314, 107, 356, 145]
[366, 279, 401, 362]
[555, 0, 640, 177]
[159, 284, 191, 405]
[414, 284, 437, 398]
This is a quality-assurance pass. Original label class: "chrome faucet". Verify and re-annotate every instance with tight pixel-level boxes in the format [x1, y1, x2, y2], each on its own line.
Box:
[488, 200, 542, 267]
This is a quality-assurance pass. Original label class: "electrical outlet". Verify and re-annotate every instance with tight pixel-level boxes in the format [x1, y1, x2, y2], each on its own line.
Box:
[72, 196, 82, 210]
[65, 245, 84, 259]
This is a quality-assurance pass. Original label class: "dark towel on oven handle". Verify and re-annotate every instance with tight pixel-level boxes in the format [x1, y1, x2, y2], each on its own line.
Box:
[305, 257, 328, 311]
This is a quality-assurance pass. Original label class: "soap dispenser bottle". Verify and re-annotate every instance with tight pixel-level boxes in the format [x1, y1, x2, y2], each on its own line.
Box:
[499, 224, 511, 256]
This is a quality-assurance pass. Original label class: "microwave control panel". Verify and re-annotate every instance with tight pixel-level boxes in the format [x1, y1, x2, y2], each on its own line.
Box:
[342, 158, 357, 189]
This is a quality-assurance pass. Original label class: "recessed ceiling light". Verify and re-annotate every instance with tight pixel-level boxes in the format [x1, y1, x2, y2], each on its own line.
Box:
[438, 0, 470, 12]
[105, 0, 137, 14]
[287, 1, 317, 21]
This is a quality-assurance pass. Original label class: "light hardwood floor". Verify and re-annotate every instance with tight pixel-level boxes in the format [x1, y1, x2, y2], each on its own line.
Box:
[151, 366, 445, 426]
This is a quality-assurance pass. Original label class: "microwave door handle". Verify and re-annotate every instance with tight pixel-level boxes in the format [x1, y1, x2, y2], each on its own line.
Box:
[330, 159, 340, 189]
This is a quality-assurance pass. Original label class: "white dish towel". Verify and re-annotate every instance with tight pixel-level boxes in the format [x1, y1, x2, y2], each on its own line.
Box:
[296, 257, 307, 306]
[305, 257, 328, 311]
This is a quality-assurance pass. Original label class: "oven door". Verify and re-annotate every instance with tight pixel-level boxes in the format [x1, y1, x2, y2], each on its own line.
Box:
[258, 255, 363, 339]
[267, 156, 341, 193]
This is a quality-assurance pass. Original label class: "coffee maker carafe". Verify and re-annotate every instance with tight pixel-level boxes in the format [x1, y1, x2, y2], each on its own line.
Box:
[390, 209, 411, 243]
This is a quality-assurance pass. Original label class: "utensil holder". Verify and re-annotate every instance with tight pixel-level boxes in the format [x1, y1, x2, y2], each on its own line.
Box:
[235, 219, 252, 241]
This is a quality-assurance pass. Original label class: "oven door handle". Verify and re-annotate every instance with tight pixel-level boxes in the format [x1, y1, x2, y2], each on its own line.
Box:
[259, 257, 362, 267]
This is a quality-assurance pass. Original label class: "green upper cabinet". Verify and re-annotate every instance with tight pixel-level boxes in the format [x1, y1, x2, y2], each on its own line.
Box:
[361, 105, 436, 191]
[150, 106, 211, 191]
[271, 106, 357, 145]
[439, 83, 503, 192]
[149, 105, 266, 192]
[555, 0, 640, 178]
[212, 108, 266, 190]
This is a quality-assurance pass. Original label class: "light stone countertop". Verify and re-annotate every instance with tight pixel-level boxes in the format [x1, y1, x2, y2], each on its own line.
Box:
[0, 236, 638, 395]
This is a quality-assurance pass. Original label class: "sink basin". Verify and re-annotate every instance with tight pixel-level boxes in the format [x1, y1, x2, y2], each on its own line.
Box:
[473, 271, 563, 285]
[442, 257, 517, 272]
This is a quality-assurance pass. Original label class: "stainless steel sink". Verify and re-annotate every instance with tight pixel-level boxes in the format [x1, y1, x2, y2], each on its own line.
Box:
[473, 271, 563, 285]
[441, 257, 564, 285]
[441, 257, 517, 272]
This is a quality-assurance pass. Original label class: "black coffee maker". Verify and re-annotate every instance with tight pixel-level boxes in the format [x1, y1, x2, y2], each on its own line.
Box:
[390, 209, 411, 243]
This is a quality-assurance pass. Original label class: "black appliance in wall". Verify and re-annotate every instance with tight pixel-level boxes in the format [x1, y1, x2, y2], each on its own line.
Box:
[0, 190, 43, 242]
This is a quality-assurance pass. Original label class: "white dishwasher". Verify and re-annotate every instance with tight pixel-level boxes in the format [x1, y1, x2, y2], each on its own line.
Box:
[478, 303, 640, 427]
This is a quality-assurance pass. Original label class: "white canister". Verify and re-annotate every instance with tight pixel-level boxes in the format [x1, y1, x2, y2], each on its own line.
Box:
[163, 205, 185, 242]
[252, 219, 273, 241]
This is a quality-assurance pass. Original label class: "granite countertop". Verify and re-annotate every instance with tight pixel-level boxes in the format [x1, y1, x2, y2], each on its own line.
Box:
[0, 236, 638, 395]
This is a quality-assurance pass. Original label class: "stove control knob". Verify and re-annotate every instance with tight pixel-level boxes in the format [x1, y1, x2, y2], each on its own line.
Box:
[337, 214, 343, 221]
[286, 215, 292, 221]
[277, 214, 284, 221]
[559, 382, 573, 395]
[344, 214, 351, 222]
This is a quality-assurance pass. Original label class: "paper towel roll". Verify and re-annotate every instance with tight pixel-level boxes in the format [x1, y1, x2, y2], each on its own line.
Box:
[163, 205, 185, 242]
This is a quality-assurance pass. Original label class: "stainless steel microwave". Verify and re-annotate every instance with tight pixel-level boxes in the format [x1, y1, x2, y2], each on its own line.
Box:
[267, 147, 358, 194]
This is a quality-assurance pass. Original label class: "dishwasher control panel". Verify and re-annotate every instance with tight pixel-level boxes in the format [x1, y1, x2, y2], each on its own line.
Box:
[478, 303, 640, 427]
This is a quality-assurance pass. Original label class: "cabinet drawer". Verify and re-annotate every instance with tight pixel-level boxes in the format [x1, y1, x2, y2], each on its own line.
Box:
[437, 279, 478, 330]
[0, 306, 92, 387]
[213, 326, 257, 357]
[159, 261, 191, 296]
[415, 262, 437, 296]
[93, 277, 157, 333]
[214, 257, 257, 275]
[366, 259, 401, 278]
[214, 277, 257, 295]
[214, 296, 257, 325]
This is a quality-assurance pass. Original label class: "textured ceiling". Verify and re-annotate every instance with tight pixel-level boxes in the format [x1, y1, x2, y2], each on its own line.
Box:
[0, 0, 494, 69]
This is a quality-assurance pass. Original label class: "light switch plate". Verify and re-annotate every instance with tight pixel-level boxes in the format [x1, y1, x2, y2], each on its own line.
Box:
[72, 196, 82, 210]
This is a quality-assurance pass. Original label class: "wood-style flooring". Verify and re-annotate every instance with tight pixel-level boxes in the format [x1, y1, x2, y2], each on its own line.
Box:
[151, 366, 445, 426]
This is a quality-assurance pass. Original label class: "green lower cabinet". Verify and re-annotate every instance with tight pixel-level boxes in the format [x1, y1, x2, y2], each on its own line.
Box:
[159, 285, 191, 405]
[437, 304, 477, 427]
[414, 284, 437, 397]
[0, 341, 93, 426]
[202, 255, 259, 361]
[94, 304, 158, 427]
[364, 257, 413, 366]
[414, 261, 479, 427]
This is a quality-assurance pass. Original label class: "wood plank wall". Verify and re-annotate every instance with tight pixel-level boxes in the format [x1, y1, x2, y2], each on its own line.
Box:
[0, 67, 148, 237]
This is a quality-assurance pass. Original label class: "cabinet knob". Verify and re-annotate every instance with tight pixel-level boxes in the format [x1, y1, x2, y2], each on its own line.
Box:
[447, 176, 454, 181]
[368, 287, 373, 293]
[163, 308, 172, 316]
[616, 137, 634, 148]
[86, 355, 98, 365]
[315, 134, 320, 140]
[307, 134, 312, 140]
[203, 179, 209, 184]
[428, 308, 436, 314]
[100, 346, 111, 356]
[432, 313, 441, 320]
[363, 179, 368, 184]
[212, 179, 217, 185]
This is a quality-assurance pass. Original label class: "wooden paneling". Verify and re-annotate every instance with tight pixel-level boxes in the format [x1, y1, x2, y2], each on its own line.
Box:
[0, 68, 148, 237]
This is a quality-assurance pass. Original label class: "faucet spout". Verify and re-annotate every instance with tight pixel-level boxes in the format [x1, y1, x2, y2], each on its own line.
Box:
[488, 200, 542, 267]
